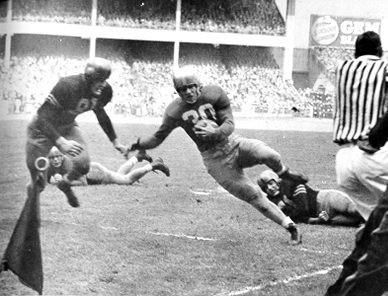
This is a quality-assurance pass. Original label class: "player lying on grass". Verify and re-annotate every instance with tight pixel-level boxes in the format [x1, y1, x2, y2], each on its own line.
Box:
[258, 170, 364, 226]
[47, 147, 169, 186]
[127, 65, 308, 245]
[26, 57, 127, 208]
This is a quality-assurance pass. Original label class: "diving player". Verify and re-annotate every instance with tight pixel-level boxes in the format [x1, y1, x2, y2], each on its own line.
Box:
[128, 65, 308, 244]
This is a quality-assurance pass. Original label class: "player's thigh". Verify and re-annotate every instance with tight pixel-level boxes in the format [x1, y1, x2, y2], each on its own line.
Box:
[61, 124, 90, 170]
[319, 189, 357, 213]
[335, 147, 369, 199]
[25, 135, 52, 180]
[204, 158, 259, 202]
[237, 137, 282, 169]
[357, 150, 388, 202]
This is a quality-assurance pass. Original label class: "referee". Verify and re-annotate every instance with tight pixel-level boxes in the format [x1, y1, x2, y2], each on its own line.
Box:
[326, 31, 388, 296]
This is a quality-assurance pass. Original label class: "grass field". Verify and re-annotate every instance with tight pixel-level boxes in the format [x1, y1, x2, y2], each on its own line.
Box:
[0, 118, 360, 296]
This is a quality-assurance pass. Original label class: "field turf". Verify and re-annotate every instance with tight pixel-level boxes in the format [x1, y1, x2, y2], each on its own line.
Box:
[0, 118, 360, 296]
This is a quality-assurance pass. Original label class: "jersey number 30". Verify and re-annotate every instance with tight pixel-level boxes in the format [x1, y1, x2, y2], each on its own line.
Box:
[182, 103, 216, 125]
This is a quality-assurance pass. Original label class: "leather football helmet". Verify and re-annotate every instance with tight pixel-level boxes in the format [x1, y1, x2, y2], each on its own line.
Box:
[172, 66, 201, 92]
[84, 57, 111, 82]
[257, 170, 281, 190]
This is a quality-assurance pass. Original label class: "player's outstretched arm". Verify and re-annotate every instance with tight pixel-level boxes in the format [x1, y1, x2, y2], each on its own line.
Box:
[94, 107, 126, 156]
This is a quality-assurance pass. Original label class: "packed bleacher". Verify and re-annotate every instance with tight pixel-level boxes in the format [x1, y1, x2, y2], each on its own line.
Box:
[1, 34, 312, 118]
[1, 0, 346, 119]
[12, 0, 92, 24]
[313, 47, 354, 76]
[9, 0, 285, 35]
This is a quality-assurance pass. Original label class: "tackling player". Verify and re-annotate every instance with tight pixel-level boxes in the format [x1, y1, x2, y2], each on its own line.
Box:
[258, 170, 364, 226]
[26, 57, 127, 207]
[47, 147, 170, 186]
[128, 65, 308, 244]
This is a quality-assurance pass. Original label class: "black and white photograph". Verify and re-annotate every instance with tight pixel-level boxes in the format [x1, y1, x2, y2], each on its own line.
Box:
[0, 0, 387, 295]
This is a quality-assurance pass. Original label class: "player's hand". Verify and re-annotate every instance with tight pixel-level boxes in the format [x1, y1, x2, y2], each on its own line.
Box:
[56, 137, 83, 157]
[128, 138, 141, 152]
[114, 142, 128, 156]
[357, 140, 379, 154]
[50, 173, 63, 185]
[194, 123, 217, 139]
[318, 211, 329, 222]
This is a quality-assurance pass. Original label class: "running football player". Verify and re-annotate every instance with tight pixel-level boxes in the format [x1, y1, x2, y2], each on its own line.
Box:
[26, 57, 127, 207]
[47, 147, 170, 186]
[258, 170, 364, 226]
[128, 65, 308, 244]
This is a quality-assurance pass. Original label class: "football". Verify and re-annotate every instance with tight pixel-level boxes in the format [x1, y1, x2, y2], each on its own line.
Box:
[194, 119, 219, 130]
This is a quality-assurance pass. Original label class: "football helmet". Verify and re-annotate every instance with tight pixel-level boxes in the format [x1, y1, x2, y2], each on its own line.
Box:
[257, 170, 281, 190]
[172, 66, 201, 104]
[84, 57, 111, 82]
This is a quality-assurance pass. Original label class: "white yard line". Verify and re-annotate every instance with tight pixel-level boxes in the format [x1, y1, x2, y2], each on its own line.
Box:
[148, 231, 217, 241]
[214, 265, 342, 296]
[190, 189, 211, 195]
[43, 219, 216, 242]
[298, 247, 326, 254]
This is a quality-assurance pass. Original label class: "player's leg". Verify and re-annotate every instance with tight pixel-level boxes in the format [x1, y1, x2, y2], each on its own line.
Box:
[99, 158, 169, 185]
[117, 156, 138, 175]
[56, 124, 90, 207]
[117, 150, 152, 175]
[60, 123, 90, 181]
[202, 151, 300, 244]
[318, 190, 364, 226]
[335, 147, 376, 221]
[25, 139, 51, 195]
[236, 136, 308, 183]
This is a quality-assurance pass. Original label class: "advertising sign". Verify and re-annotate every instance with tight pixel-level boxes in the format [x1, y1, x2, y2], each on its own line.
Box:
[310, 15, 381, 47]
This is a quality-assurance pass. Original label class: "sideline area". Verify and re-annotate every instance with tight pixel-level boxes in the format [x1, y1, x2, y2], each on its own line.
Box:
[0, 112, 333, 133]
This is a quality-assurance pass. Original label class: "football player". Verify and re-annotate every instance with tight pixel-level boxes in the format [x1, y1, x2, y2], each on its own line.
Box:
[258, 170, 364, 226]
[47, 147, 170, 186]
[128, 65, 308, 244]
[26, 57, 127, 207]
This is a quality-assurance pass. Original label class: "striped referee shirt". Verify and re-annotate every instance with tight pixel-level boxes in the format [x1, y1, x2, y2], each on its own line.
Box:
[333, 55, 388, 144]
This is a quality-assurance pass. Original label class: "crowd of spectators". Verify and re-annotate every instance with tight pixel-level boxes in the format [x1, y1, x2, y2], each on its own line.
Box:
[12, 0, 92, 24]
[1, 35, 329, 119]
[1, 1, 348, 119]
[6, 0, 286, 35]
[312, 47, 355, 75]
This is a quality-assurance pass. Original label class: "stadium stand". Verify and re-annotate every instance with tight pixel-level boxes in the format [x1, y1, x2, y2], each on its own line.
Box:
[10, 0, 286, 35]
[1, 0, 355, 119]
[12, 0, 92, 24]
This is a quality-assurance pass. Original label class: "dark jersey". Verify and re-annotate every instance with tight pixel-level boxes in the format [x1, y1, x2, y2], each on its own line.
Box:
[268, 179, 319, 223]
[35, 74, 116, 142]
[139, 85, 235, 152]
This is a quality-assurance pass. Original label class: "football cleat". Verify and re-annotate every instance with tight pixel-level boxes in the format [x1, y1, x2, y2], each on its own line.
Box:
[57, 180, 80, 208]
[278, 167, 308, 184]
[136, 150, 153, 163]
[151, 158, 170, 177]
[286, 224, 302, 245]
